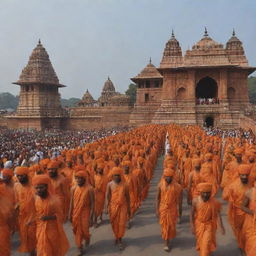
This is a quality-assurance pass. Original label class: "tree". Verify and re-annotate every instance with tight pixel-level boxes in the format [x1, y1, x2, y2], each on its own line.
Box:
[0, 92, 19, 110]
[125, 83, 137, 105]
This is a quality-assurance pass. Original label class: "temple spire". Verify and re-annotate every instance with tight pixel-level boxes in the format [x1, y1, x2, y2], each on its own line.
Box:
[149, 57, 152, 64]
[204, 27, 208, 37]
[38, 39, 41, 45]
[232, 28, 236, 36]
[171, 29, 175, 39]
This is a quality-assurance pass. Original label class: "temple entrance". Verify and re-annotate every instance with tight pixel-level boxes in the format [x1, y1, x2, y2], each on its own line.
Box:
[204, 116, 214, 127]
[196, 77, 218, 99]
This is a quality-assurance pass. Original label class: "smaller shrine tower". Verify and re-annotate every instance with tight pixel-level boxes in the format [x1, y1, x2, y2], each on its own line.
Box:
[8, 40, 67, 130]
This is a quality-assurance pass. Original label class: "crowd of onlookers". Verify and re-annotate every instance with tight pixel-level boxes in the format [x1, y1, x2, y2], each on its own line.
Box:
[196, 98, 220, 105]
[0, 127, 130, 169]
[204, 126, 254, 140]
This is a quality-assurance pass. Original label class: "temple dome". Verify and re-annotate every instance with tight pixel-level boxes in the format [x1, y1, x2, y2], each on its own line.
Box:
[160, 31, 183, 68]
[14, 40, 65, 87]
[226, 30, 248, 66]
[192, 29, 223, 51]
[82, 89, 94, 103]
[184, 28, 230, 66]
[226, 30, 245, 52]
[132, 59, 163, 81]
[78, 89, 96, 106]
[102, 77, 116, 92]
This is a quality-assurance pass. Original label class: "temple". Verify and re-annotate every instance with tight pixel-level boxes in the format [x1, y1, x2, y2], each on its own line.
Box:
[131, 28, 256, 128]
[6, 29, 256, 130]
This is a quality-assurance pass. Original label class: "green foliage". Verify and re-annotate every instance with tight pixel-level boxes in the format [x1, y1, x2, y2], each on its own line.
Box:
[0, 92, 80, 109]
[0, 92, 19, 110]
[60, 98, 80, 107]
[125, 83, 137, 105]
[248, 76, 256, 104]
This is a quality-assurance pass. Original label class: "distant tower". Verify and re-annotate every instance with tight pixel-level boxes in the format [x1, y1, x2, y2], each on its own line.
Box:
[98, 77, 117, 106]
[10, 40, 66, 130]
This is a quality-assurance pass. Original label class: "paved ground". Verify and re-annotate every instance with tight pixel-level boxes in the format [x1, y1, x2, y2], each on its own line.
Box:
[12, 155, 241, 255]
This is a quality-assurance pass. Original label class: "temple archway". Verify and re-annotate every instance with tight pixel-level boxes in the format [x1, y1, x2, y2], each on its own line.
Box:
[204, 116, 214, 127]
[196, 77, 218, 99]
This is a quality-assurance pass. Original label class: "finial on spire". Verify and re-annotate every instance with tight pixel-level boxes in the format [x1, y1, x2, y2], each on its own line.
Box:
[232, 28, 236, 36]
[149, 57, 152, 64]
[108, 76, 110, 80]
[171, 29, 175, 39]
[38, 39, 41, 45]
[86, 89, 89, 93]
[204, 27, 208, 37]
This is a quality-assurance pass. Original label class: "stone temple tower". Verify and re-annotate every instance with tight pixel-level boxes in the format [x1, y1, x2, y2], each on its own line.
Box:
[8, 40, 67, 130]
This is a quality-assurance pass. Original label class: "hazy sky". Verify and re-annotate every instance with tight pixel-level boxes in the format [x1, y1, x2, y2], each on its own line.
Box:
[0, 0, 255, 99]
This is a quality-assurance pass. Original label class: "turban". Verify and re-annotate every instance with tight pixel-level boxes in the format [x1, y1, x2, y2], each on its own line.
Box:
[123, 155, 130, 161]
[163, 168, 174, 177]
[137, 157, 145, 164]
[112, 167, 123, 176]
[120, 145, 128, 153]
[74, 171, 87, 178]
[47, 161, 59, 169]
[32, 174, 51, 186]
[234, 148, 243, 155]
[122, 161, 131, 167]
[197, 183, 212, 193]
[166, 162, 175, 169]
[2, 169, 14, 177]
[238, 164, 251, 175]
[192, 158, 201, 167]
[205, 153, 213, 161]
[15, 166, 29, 175]
[97, 163, 105, 169]
[113, 154, 119, 160]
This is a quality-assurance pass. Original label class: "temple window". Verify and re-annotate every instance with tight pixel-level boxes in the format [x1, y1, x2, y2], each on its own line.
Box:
[145, 80, 150, 88]
[154, 81, 159, 88]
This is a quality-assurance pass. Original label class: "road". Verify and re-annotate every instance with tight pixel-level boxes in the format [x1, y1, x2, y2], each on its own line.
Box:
[12, 155, 240, 256]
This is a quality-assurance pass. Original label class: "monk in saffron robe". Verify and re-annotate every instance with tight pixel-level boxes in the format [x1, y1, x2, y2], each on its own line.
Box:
[47, 160, 70, 220]
[105, 167, 130, 250]
[188, 159, 203, 204]
[33, 174, 69, 256]
[2, 168, 16, 231]
[94, 163, 107, 227]
[122, 160, 138, 223]
[190, 183, 225, 256]
[69, 171, 94, 255]
[241, 178, 256, 256]
[222, 164, 251, 254]
[0, 183, 12, 256]
[200, 153, 218, 196]
[14, 166, 37, 256]
[247, 152, 256, 186]
[221, 148, 243, 188]
[156, 168, 182, 252]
